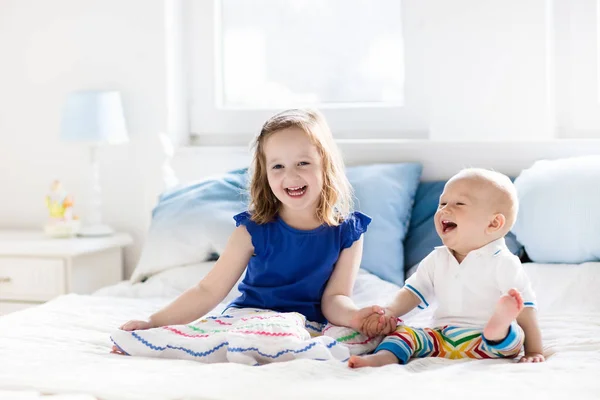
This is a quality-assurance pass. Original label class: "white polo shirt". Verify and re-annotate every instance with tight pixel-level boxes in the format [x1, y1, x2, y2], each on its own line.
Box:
[404, 238, 536, 328]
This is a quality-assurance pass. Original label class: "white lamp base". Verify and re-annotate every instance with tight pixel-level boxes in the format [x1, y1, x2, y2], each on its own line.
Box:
[79, 145, 114, 238]
[78, 224, 114, 237]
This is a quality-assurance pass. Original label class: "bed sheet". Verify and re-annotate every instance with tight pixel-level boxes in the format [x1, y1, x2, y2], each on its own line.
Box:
[0, 263, 599, 400]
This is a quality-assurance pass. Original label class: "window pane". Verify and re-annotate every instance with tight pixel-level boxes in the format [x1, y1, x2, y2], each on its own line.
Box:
[219, 0, 404, 107]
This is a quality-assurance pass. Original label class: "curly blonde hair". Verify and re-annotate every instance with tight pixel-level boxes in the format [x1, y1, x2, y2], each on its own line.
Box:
[248, 108, 352, 226]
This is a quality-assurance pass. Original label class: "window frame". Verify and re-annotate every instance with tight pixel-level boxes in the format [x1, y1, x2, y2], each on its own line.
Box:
[184, 0, 426, 142]
[181, 0, 600, 144]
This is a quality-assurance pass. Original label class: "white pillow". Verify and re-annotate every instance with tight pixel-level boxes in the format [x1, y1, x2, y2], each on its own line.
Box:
[98, 262, 244, 304]
[512, 156, 600, 263]
[132, 218, 214, 283]
[130, 170, 248, 283]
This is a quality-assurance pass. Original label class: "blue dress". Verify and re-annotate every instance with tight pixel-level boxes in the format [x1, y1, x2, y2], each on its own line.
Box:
[228, 211, 371, 323]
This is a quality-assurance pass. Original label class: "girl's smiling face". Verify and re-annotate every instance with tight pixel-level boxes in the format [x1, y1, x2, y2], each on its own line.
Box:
[263, 127, 324, 218]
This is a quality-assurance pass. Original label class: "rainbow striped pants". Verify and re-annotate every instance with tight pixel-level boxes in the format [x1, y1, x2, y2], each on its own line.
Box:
[376, 323, 524, 364]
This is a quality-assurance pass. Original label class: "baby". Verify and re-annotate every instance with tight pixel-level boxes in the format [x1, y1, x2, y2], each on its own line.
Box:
[349, 168, 545, 367]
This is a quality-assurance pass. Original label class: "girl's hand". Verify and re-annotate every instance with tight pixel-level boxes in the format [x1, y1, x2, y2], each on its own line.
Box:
[350, 305, 398, 337]
[354, 308, 397, 337]
[119, 320, 155, 331]
[519, 353, 545, 363]
[361, 313, 386, 338]
[361, 308, 398, 337]
[349, 305, 384, 334]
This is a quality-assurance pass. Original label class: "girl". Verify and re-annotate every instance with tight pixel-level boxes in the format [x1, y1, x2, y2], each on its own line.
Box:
[112, 108, 387, 364]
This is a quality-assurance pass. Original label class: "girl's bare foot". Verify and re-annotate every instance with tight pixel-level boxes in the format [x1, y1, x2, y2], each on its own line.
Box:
[111, 344, 126, 355]
[348, 350, 399, 368]
[483, 288, 524, 342]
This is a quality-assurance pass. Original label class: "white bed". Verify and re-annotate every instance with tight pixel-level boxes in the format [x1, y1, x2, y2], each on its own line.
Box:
[1, 261, 599, 400]
[2, 140, 600, 399]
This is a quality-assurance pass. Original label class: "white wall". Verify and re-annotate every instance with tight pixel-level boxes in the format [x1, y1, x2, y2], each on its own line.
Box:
[0, 0, 169, 277]
[422, 0, 554, 140]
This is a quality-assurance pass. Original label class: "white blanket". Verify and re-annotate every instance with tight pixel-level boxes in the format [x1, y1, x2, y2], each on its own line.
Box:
[110, 307, 381, 364]
[1, 264, 600, 399]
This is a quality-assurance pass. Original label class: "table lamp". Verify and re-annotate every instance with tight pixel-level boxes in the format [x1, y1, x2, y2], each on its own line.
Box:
[60, 90, 129, 236]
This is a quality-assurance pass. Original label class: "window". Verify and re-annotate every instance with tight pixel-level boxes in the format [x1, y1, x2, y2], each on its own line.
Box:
[185, 0, 421, 143]
[182, 0, 600, 144]
[219, 0, 404, 108]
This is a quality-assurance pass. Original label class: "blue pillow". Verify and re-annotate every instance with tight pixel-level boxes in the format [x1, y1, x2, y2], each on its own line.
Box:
[133, 164, 423, 286]
[347, 163, 422, 285]
[131, 169, 249, 282]
[404, 181, 447, 270]
[404, 180, 525, 272]
[512, 156, 600, 263]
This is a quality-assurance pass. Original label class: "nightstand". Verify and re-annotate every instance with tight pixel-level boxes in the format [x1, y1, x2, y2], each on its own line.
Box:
[0, 230, 133, 315]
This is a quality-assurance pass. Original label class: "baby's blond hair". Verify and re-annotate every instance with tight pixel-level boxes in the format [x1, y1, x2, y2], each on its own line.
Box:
[449, 168, 519, 230]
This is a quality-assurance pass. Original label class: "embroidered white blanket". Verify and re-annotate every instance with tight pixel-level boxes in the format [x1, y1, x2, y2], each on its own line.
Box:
[110, 308, 382, 365]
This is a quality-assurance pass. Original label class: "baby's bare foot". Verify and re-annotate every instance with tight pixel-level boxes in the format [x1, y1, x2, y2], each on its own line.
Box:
[348, 350, 398, 369]
[483, 288, 524, 342]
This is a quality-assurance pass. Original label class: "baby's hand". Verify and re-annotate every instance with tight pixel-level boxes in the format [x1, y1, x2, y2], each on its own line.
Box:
[361, 313, 386, 338]
[377, 308, 398, 336]
[361, 311, 397, 337]
[119, 320, 154, 331]
[350, 305, 398, 337]
[350, 305, 384, 335]
[519, 353, 545, 363]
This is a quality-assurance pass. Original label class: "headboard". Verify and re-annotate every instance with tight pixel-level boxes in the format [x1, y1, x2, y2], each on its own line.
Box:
[171, 139, 600, 183]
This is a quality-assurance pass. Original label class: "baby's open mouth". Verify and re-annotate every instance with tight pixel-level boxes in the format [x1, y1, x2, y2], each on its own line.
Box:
[285, 185, 307, 197]
[442, 220, 457, 233]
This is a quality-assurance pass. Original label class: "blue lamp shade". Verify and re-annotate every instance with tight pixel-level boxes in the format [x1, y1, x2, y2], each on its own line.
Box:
[60, 90, 129, 144]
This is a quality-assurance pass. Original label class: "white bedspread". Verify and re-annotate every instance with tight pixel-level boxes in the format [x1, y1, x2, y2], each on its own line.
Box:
[1, 263, 600, 400]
